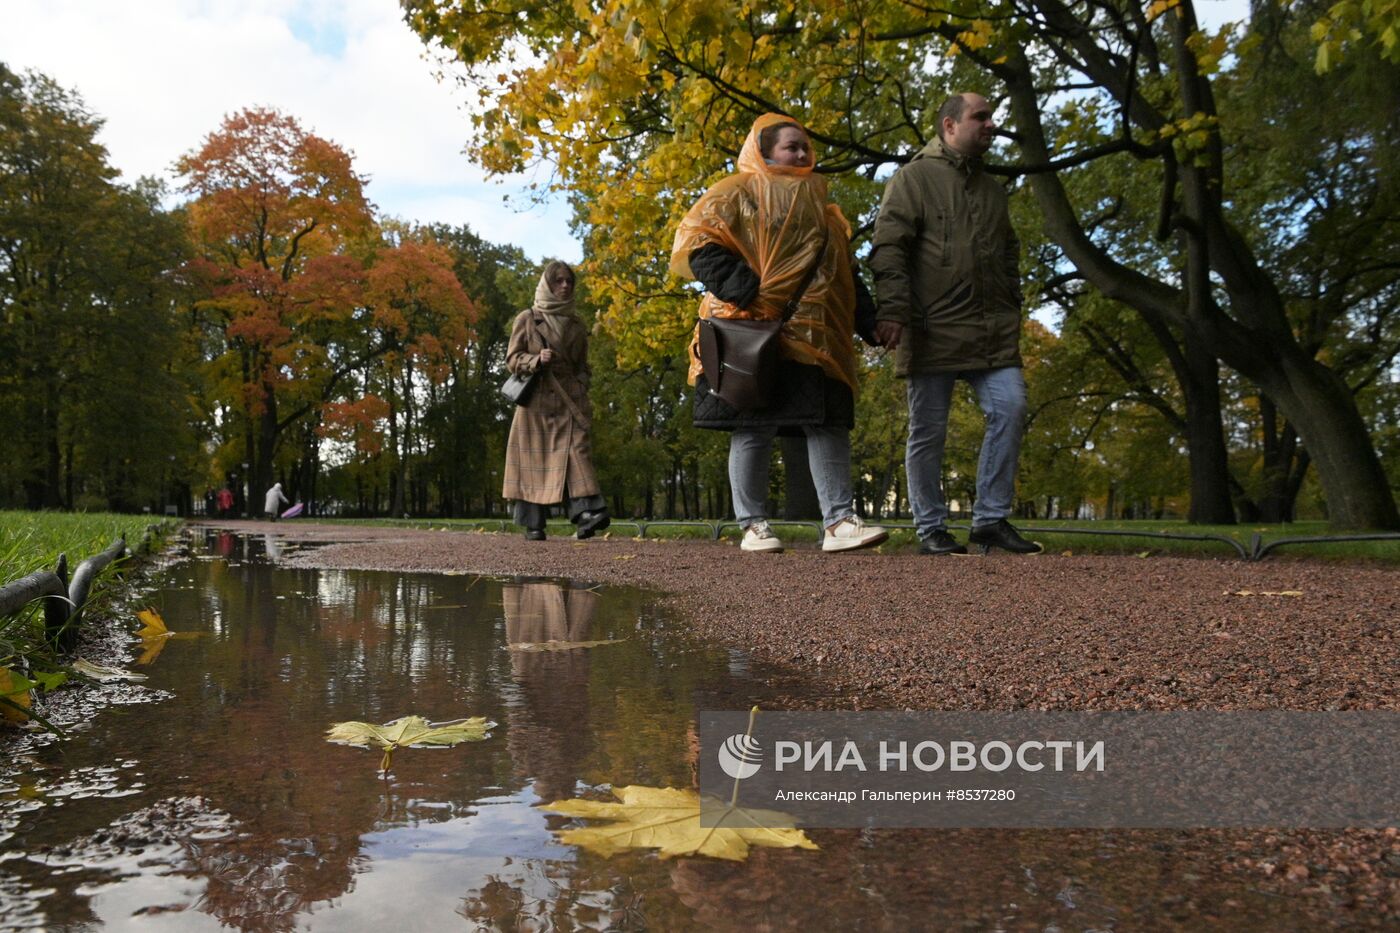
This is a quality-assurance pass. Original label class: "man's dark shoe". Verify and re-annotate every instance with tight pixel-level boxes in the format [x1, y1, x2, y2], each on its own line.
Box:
[524, 529, 546, 541]
[918, 529, 968, 555]
[968, 519, 1042, 554]
[575, 511, 610, 540]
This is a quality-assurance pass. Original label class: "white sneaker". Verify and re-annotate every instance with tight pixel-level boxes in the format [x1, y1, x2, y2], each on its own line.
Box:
[822, 515, 889, 552]
[741, 520, 784, 553]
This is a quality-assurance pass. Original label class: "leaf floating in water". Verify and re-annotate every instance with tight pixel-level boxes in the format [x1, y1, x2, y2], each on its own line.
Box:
[507, 639, 624, 652]
[136, 608, 169, 637]
[543, 785, 817, 861]
[71, 659, 147, 683]
[133, 608, 201, 665]
[326, 715, 495, 772]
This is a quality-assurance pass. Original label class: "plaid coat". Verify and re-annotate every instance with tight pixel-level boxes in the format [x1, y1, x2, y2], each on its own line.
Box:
[501, 309, 601, 504]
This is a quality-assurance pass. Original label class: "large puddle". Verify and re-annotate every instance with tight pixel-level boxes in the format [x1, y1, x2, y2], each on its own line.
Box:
[1, 531, 1330, 930]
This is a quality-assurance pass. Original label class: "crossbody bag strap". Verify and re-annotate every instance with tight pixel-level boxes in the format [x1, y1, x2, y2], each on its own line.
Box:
[531, 312, 589, 426]
[781, 226, 831, 322]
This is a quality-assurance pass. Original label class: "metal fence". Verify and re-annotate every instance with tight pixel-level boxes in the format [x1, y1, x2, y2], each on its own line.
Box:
[367, 517, 1399, 560]
[0, 524, 166, 646]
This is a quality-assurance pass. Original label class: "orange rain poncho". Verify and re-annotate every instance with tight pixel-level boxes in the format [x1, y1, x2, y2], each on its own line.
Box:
[670, 113, 859, 394]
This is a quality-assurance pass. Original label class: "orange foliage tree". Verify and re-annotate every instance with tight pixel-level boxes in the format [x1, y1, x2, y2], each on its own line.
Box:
[179, 109, 477, 512]
[360, 235, 477, 515]
[178, 107, 374, 504]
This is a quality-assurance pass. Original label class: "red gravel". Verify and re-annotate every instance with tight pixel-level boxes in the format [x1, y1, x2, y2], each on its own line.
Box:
[213, 520, 1400, 923]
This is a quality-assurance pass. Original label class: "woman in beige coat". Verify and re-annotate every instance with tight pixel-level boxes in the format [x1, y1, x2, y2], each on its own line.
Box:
[502, 261, 609, 540]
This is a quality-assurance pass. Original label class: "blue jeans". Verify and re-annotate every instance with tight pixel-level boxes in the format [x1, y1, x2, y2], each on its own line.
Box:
[730, 426, 855, 528]
[906, 367, 1027, 538]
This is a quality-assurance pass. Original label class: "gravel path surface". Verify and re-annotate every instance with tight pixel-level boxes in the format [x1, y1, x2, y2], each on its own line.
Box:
[210, 520, 1399, 923]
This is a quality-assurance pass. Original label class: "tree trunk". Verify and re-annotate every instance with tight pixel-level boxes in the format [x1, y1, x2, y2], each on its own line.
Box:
[1179, 334, 1236, 524]
[1253, 355, 1395, 529]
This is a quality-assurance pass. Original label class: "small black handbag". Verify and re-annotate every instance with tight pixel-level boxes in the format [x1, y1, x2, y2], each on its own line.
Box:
[500, 313, 546, 406]
[499, 370, 538, 406]
[697, 228, 828, 411]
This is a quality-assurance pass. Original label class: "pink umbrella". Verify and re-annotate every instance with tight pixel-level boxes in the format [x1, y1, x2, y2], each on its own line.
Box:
[280, 502, 304, 519]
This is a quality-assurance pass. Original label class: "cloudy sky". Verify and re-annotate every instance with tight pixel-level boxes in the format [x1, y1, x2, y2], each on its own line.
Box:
[1, 0, 581, 262]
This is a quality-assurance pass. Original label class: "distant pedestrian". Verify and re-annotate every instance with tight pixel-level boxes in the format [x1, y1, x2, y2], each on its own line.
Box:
[502, 261, 610, 541]
[216, 487, 234, 518]
[264, 482, 289, 522]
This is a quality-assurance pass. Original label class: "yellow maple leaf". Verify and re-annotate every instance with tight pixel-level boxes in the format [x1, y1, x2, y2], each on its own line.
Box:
[326, 715, 495, 772]
[543, 785, 817, 861]
[136, 608, 169, 637]
[0, 667, 34, 724]
[133, 608, 201, 665]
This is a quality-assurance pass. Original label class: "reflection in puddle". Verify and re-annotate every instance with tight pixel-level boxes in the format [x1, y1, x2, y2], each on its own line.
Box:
[0, 531, 1327, 930]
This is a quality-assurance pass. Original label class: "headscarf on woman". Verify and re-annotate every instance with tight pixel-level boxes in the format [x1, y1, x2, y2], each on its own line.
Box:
[530, 259, 582, 351]
[669, 113, 859, 393]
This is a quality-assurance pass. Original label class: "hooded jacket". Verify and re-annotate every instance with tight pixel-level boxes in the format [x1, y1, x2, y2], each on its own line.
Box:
[670, 113, 860, 394]
[868, 136, 1023, 376]
[264, 483, 288, 515]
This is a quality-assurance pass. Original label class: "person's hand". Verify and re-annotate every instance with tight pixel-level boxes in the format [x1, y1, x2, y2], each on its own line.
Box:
[538, 348, 554, 364]
[874, 321, 903, 350]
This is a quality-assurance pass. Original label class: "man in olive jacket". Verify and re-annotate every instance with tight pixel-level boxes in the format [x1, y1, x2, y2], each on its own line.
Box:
[869, 92, 1040, 555]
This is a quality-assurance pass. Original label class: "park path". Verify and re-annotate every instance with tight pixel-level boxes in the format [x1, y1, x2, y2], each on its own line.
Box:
[216, 519, 1398, 714]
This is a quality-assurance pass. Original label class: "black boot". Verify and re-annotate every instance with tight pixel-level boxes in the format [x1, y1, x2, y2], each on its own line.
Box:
[575, 510, 610, 540]
[524, 528, 546, 541]
[968, 519, 1042, 554]
[918, 529, 968, 555]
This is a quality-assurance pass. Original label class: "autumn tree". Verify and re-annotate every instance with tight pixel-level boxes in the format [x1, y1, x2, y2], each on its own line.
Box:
[405, 0, 1400, 529]
[178, 107, 374, 507]
[359, 233, 477, 515]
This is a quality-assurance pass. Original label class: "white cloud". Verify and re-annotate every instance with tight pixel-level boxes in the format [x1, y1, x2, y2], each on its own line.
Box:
[0, 0, 580, 262]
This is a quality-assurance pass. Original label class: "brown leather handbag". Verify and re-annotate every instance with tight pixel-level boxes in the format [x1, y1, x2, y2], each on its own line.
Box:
[697, 229, 828, 410]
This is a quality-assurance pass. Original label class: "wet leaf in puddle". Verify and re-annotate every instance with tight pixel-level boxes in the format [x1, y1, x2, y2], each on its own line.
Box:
[133, 608, 202, 665]
[71, 659, 147, 683]
[542, 785, 817, 861]
[507, 639, 624, 652]
[326, 715, 495, 772]
[1, 667, 34, 724]
[135, 608, 169, 637]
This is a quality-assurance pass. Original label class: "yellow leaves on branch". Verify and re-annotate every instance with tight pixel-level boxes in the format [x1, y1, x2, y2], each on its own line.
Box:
[948, 18, 996, 56]
[325, 715, 495, 773]
[1146, 0, 1181, 24]
[1310, 0, 1400, 72]
[543, 785, 818, 861]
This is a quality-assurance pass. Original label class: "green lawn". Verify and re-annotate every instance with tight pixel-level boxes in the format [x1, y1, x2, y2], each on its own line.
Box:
[0, 511, 178, 585]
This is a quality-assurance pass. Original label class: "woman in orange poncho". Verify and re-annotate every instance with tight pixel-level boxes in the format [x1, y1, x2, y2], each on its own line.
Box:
[670, 113, 886, 554]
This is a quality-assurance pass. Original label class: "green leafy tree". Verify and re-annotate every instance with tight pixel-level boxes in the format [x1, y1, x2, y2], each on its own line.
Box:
[0, 66, 194, 510]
